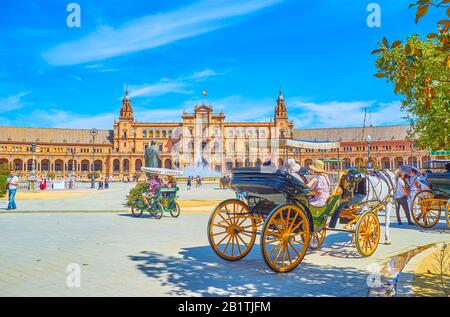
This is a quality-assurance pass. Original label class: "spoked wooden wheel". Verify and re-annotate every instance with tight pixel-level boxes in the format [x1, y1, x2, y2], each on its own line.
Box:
[355, 211, 380, 257]
[208, 199, 257, 261]
[261, 204, 310, 273]
[411, 190, 442, 228]
[309, 226, 326, 250]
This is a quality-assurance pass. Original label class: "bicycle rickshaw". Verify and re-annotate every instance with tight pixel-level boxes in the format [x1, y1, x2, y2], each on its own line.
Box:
[207, 166, 382, 273]
[411, 160, 450, 228]
[127, 167, 182, 219]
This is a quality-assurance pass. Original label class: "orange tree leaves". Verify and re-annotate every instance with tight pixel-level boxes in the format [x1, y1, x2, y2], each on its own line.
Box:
[372, 1, 450, 150]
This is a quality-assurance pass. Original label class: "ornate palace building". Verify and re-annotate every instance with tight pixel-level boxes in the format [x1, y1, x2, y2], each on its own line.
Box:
[0, 89, 437, 179]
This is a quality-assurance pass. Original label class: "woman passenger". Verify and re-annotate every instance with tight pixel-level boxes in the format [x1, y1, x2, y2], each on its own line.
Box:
[306, 160, 331, 207]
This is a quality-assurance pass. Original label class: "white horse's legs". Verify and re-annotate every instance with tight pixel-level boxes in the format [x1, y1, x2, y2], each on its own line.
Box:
[384, 200, 393, 244]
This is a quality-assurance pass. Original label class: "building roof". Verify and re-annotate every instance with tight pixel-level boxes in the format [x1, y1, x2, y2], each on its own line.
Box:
[294, 125, 410, 142]
[0, 126, 114, 145]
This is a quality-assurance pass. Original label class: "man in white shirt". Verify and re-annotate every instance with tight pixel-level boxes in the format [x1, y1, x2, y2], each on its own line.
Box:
[395, 172, 413, 225]
[6, 170, 19, 210]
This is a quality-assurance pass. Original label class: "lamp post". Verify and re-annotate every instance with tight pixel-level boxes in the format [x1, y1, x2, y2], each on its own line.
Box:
[69, 148, 76, 189]
[407, 128, 414, 167]
[30, 142, 37, 179]
[90, 128, 98, 189]
[366, 134, 372, 169]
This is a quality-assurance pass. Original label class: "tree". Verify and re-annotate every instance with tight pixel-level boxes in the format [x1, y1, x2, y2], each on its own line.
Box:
[0, 164, 9, 198]
[372, 0, 450, 150]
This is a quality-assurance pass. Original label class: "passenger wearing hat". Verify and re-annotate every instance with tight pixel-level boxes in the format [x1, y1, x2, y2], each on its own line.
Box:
[306, 160, 331, 207]
[286, 158, 304, 183]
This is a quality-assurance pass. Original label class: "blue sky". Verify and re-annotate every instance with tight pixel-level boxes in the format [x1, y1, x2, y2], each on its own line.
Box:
[0, 0, 444, 129]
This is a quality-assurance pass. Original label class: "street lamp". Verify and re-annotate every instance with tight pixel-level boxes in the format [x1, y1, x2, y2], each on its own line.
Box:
[407, 128, 414, 167]
[90, 128, 98, 189]
[366, 134, 372, 169]
[69, 148, 76, 189]
[30, 142, 37, 179]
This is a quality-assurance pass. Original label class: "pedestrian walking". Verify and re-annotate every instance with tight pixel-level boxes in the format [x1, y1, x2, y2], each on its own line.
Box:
[6, 170, 19, 210]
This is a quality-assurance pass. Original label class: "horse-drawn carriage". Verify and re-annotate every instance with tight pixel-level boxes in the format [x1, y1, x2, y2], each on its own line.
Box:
[127, 167, 182, 219]
[207, 166, 384, 273]
[411, 160, 450, 228]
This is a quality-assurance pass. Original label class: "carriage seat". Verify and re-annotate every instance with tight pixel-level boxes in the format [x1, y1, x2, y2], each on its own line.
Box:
[308, 186, 343, 217]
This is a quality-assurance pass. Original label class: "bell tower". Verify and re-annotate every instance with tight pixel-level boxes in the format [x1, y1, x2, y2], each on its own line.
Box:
[274, 88, 290, 138]
[114, 87, 135, 156]
[119, 87, 134, 121]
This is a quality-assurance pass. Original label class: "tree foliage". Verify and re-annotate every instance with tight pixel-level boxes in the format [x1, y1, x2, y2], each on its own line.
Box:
[372, 0, 450, 150]
[0, 164, 9, 198]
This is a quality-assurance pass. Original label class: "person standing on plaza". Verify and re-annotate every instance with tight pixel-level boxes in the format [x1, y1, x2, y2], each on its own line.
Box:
[6, 170, 19, 210]
[394, 171, 414, 225]
[187, 176, 192, 190]
[408, 168, 420, 211]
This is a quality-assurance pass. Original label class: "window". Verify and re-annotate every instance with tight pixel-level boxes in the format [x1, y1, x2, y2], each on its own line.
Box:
[143, 131, 147, 138]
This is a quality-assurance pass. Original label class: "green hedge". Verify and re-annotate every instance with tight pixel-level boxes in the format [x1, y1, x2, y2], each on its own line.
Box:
[126, 182, 148, 207]
[0, 163, 9, 198]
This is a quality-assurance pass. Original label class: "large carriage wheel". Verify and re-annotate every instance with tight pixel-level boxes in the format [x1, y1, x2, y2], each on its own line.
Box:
[355, 211, 380, 257]
[309, 226, 326, 250]
[411, 190, 441, 228]
[208, 199, 257, 261]
[261, 204, 310, 273]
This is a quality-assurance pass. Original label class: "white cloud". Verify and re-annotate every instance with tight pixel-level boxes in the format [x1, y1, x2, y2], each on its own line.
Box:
[128, 68, 222, 98]
[0, 92, 31, 112]
[184, 69, 222, 81]
[43, 0, 283, 66]
[129, 81, 192, 98]
[4, 109, 115, 130]
[289, 99, 407, 128]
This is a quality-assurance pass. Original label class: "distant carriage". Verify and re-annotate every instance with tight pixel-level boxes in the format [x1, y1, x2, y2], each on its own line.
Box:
[411, 160, 450, 228]
[207, 166, 390, 273]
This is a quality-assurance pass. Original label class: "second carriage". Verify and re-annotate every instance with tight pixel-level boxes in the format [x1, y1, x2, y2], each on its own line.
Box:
[411, 160, 450, 228]
[207, 166, 384, 273]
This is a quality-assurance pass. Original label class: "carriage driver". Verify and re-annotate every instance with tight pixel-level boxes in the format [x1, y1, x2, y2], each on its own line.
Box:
[142, 174, 162, 207]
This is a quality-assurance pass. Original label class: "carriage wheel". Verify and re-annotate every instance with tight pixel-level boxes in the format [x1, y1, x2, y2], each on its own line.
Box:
[170, 203, 181, 218]
[446, 199, 450, 229]
[355, 211, 380, 257]
[208, 199, 257, 261]
[411, 190, 442, 228]
[261, 204, 310, 273]
[309, 226, 326, 250]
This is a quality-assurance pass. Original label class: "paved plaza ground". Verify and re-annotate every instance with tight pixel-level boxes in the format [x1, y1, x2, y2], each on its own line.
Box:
[0, 184, 449, 297]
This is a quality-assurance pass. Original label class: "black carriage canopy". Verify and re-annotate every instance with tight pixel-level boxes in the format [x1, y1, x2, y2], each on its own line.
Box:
[230, 167, 311, 196]
[230, 139, 341, 196]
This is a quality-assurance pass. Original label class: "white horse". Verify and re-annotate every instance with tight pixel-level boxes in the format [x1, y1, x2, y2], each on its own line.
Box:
[359, 170, 397, 244]
[328, 169, 397, 244]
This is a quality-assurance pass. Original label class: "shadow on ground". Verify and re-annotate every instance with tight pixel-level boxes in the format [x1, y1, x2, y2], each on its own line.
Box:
[129, 244, 369, 297]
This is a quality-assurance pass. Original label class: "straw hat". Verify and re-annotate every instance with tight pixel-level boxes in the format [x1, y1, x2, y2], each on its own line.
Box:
[287, 158, 301, 173]
[310, 160, 325, 173]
